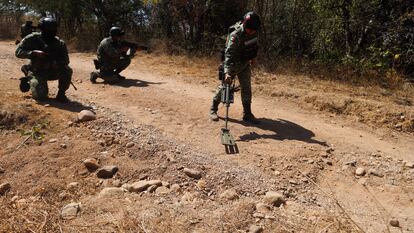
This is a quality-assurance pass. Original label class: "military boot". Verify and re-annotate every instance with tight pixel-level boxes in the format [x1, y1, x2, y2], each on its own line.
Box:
[56, 90, 70, 103]
[90, 71, 99, 84]
[242, 103, 259, 124]
[209, 100, 220, 121]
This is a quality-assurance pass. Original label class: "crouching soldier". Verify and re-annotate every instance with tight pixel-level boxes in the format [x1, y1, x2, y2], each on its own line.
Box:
[16, 17, 73, 103]
[90, 27, 137, 84]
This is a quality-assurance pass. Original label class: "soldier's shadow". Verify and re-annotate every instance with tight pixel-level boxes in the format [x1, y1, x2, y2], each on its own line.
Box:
[112, 78, 164, 88]
[227, 117, 328, 146]
[29, 97, 93, 113]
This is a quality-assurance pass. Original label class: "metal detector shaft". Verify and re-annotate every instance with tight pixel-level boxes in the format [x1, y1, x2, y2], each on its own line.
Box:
[224, 83, 231, 130]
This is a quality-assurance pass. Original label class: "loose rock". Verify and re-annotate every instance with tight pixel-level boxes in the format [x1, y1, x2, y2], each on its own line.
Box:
[256, 203, 272, 214]
[60, 144, 67, 149]
[129, 180, 162, 193]
[404, 161, 414, 169]
[126, 142, 135, 148]
[0, 167, 4, 174]
[220, 189, 239, 201]
[389, 219, 400, 227]
[78, 110, 96, 122]
[264, 191, 285, 207]
[0, 183, 11, 195]
[183, 168, 202, 179]
[83, 158, 100, 172]
[355, 167, 366, 176]
[96, 166, 118, 179]
[99, 187, 125, 198]
[155, 186, 171, 195]
[368, 169, 384, 177]
[61, 203, 81, 220]
[249, 225, 263, 233]
[48, 138, 57, 143]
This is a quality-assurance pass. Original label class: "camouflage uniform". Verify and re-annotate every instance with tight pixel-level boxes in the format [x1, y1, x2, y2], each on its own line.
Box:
[20, 23, 35, 39]
[16, 32, 72, 100]
[96, 37, 131, 82]
[211, 22, 258, 110]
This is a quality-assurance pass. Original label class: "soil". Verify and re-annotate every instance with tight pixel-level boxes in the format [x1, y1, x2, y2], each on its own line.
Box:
[0, 40, 413, 233]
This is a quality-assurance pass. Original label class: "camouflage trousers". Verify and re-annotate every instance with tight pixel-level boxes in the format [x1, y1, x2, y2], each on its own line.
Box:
[100, 57, 131, 76]
[212, 65, 252, 105]
[28, 66, 72, 100]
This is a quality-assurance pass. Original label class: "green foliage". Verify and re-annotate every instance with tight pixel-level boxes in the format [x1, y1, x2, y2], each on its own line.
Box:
[19, 121, 48, 141]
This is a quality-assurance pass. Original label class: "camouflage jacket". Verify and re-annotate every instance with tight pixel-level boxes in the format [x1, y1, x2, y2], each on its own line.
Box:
[224, 22, 259, 76]
[15, 32, 70, 69]
[97, 37, 130, 63]
[20, 24, 35, 39]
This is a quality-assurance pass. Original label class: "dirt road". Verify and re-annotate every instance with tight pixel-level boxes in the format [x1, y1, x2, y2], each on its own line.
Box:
[1, 40, 413, 232]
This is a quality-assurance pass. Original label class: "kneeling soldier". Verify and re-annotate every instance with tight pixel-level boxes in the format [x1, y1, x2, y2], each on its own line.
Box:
[16, 17, 73, 102]
[90, 27, 137, 84]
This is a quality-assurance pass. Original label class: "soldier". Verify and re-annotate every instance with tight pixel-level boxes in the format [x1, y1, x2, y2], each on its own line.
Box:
[21, 21, 36, 39]
[209, 12, 261, 124]
[16, 17, 73, 103]
[16, 21, 36, 45]
[90, 27, 137, 84]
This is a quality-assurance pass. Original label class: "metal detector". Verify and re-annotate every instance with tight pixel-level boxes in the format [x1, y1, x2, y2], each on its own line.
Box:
[220, 82, 239, 154]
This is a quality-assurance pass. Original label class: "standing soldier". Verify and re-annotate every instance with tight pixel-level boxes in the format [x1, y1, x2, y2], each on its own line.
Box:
[15, 17, 73, 102]
[90, 27, 137, 84]
[209, 12, 261, 124]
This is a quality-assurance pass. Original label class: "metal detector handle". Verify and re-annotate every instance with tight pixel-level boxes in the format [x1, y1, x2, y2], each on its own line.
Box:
[225, 84, 231, 106]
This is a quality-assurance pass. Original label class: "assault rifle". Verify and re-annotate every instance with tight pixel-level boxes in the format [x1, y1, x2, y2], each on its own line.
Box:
[120, 41, 150, 57]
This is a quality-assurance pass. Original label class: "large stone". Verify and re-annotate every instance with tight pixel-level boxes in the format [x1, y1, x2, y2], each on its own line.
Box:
[249, 225, 263, 233]
[355, 167, 366, 176]
[220, 189, 239, 201]
[389, 219, 400, 227]
[0, 183, 11, 195]
[155, 186, 171, 195]
[60, 203, 81, 220]
[83, 158, 100, 172]
[183, 168, 202, 179]
[129, 180, 162, 193]
[78, 110, 96, 122]
[96, 166, 118, 179]
[130, 181, 151, 193]
[264, 191, 285, 207]
[99, 187, 125, 198]
[368, 169, 383, 177]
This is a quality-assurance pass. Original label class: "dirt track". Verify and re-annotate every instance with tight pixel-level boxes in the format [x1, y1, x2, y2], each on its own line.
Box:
[1, 40, 414, 232]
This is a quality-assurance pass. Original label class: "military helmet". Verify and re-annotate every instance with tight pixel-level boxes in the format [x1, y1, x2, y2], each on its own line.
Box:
[243, 12, 261, 31]
[38, 17, 58, 32]
[109, 27, 125, 37]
